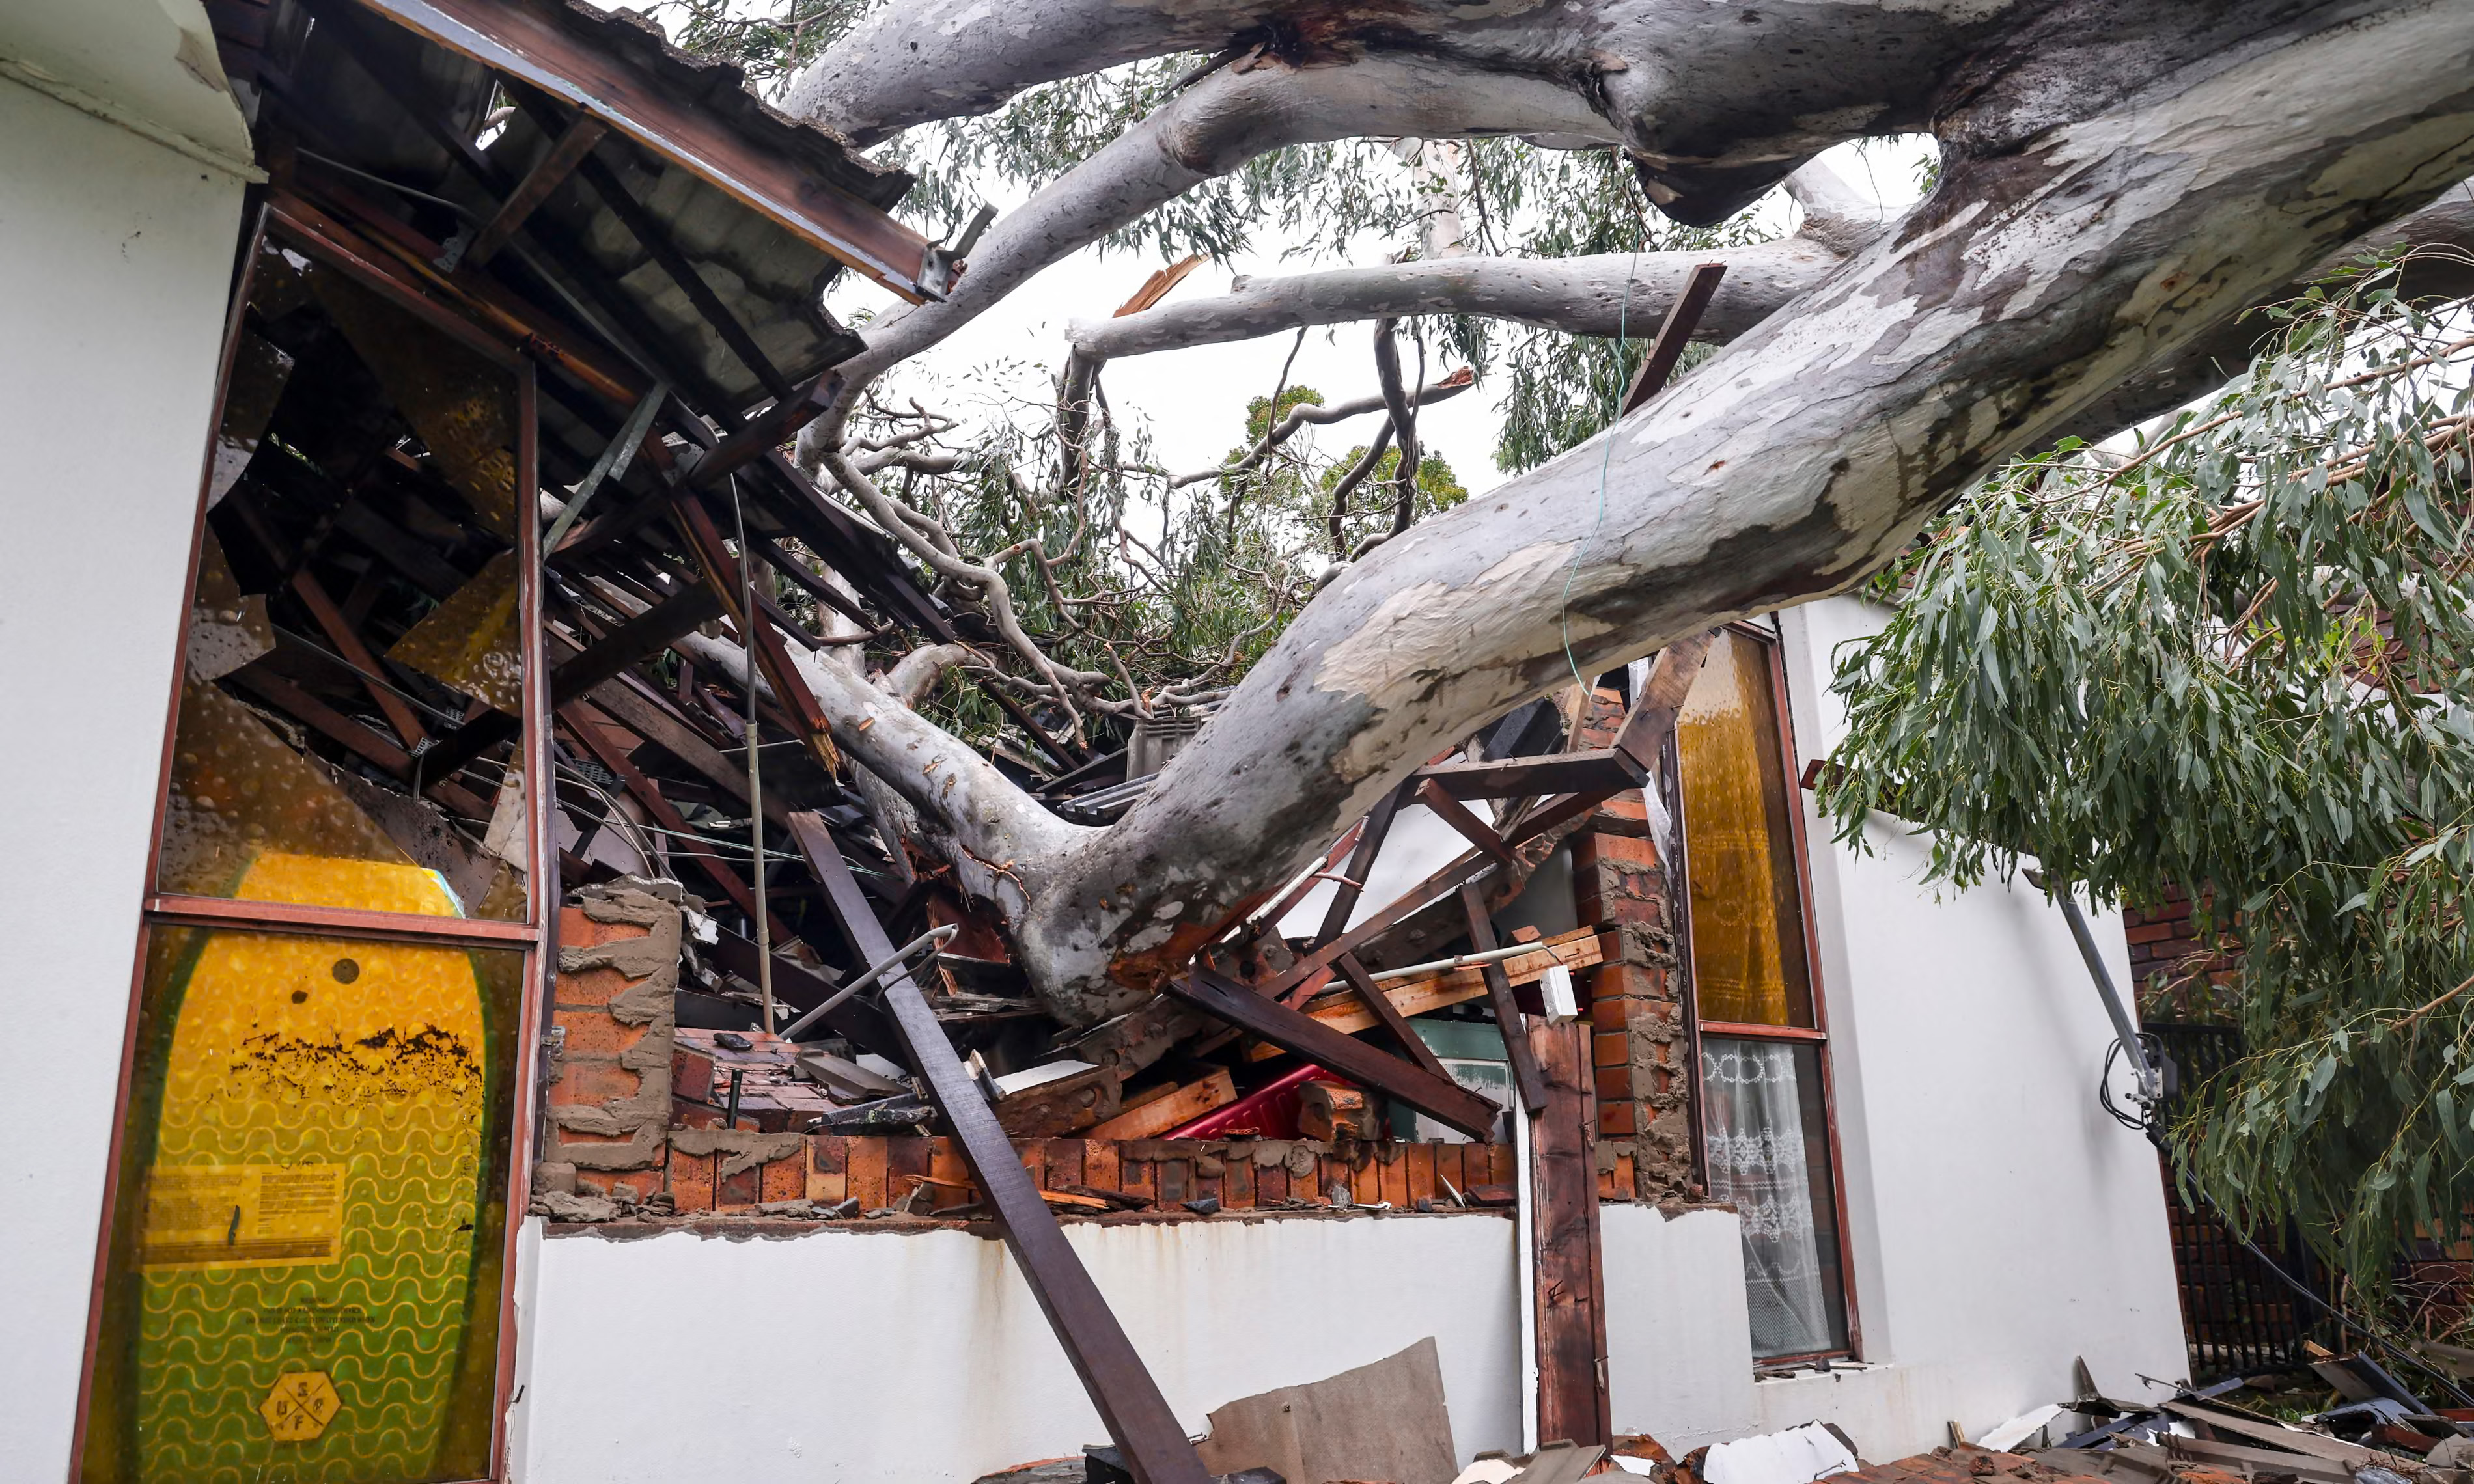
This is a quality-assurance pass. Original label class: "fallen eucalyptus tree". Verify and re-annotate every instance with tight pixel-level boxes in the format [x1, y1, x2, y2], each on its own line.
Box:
[769, 0, 2474, 1027]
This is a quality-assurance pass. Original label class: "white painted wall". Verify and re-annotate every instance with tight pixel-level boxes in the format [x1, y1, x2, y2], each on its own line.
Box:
[0, 45, 248, 1477]
[1604, 1206, 1758, 1452]
[1764, 598, 2189, 1460]
[515, 1213, 1525, 1484]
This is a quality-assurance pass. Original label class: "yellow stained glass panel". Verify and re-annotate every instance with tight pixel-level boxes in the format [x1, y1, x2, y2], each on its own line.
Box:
[83, 860, 519, 1484]
[1677, 630, 1816, 1027]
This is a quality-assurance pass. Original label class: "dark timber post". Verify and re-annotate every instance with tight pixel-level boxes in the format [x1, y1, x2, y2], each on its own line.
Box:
[788, 813, 1210, 1484]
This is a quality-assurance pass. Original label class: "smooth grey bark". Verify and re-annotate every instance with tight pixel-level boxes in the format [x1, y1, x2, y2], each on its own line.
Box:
[794, 0, 2474, 1028]
[796, 53, 1618, 463]
[1081, 181, 2474, 445]
[788, 1, 2048, 221]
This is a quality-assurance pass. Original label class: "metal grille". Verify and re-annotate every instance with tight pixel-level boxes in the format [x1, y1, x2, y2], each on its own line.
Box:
[2147, 1022, 2338, 1381]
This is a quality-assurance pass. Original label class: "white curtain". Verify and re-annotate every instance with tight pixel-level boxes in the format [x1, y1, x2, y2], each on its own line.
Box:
[1702, 1037, 1837, 1358]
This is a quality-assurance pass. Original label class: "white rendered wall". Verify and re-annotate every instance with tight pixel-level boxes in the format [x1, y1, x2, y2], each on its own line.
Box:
[1603, 1206, 1759, 1451]
[1760, 598, 2188, 1460]
[514, 1213, 1524, 1484]
[0, 71, 247, 1476]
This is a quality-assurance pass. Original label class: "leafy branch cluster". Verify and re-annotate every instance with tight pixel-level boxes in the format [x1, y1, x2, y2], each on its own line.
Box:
[1819, 254, 2474, 1295]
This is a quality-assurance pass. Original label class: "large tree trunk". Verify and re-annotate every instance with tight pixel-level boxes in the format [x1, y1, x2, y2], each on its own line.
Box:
[791, 0, 2474, 1028]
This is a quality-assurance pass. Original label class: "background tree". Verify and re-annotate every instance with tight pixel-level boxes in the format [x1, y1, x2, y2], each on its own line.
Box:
[1818, 254, 2474, 1301]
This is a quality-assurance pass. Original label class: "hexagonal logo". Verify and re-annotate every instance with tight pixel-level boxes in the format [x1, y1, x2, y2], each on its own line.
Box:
[257, 1370, 341, 1442]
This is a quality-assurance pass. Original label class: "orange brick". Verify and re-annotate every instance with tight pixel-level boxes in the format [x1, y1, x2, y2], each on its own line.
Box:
[807, 1136, 848, 1205]
[928, 1137, 969, 1200]
[1154, 1157, 1188, 1207]
[1257, 1164, 1288, 1203]
[1352, 1156, 1382, 1207]
[761, 1153, 804, 1205]
[717, 1164, 760, 1209]
[1083, 1142, 1119, 1195]
[1404, 1144, 1437, 1207]
[672, 1046, 715, 1103]
[846, 1137, 889, 1210]
[1377, 1152, 1408, 1209]
[555, 964, 637, 1008]
[555, 1126, 638, 1146]
[669, 1151, 714, 1213]
[1118, 1157, 1154, 1207]
[1223, 1157, 1255, 1209]
[1593, 1065, 1632, 1102]
[1599, 1101, 1637, 1136]
[1192, 1158, 1223, 1209]
[888, 1136, 931, 1207]
[1592, 1032, 1629, 1069]
[556, 1011, 649, 1059]
[1042, 1138, 1084, 1189]
[552, 1060, 641, 1104]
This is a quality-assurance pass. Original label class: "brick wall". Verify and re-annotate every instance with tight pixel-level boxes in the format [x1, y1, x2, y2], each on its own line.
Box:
[2122, 882, 2242, 1021]
[1568, 689, 1696, 1204]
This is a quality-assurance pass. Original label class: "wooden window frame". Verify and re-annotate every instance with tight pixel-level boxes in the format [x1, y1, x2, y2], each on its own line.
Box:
[69, 200, 555, 1484]
[1669, 619, 1863, 1366]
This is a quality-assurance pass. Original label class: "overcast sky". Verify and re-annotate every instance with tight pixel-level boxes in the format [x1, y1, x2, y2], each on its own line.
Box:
[828, 135, 1938, 499]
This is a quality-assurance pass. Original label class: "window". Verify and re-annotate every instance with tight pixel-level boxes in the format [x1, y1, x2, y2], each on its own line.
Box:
[79, 216, 547, 1483]
[1673, 624, 1852, 1362]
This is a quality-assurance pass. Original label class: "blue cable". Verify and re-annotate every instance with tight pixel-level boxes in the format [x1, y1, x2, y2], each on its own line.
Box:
[1560, 228, 1643, 692]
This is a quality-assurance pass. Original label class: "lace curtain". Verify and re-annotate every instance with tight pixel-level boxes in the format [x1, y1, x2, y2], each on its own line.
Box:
[1703, 1037, 1845, 1358]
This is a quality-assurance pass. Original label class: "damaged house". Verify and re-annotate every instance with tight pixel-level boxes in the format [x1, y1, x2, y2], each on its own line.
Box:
[35, 0, 2428, 1479]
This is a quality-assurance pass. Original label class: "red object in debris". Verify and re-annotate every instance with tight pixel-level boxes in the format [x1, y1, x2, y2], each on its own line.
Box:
[1165, 1063, 1350, 1138]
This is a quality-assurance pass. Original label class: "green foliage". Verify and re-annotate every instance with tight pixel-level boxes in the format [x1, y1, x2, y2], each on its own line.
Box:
[1469, 144, 1767, 472]
[647, 0, 878, 90]
[1818, 256, 2474, 1295]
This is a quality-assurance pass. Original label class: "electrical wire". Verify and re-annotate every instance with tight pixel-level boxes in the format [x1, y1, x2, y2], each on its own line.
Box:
[2109, 1042, 2474, 1408]
[1561, 227, 1643, 691]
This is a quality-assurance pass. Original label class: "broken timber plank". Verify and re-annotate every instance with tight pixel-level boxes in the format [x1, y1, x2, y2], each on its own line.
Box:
[1333, 953, 1453, 1083]
[1262, 845, 1496, 1002]
[788, 811, 1211, 1484]
[2158, 1403, 2410, 1470]
[1290, 931, 1606, 1039]
[1460, 884, 1550, 1112]
[1162, 967, 1502, 1140]
[1415, 779, 1525, 872]
[1314, 778, 1413, 946]
[1619, 262, 1726, 417]
[1415, 748, 1645, 801]
[1088, 1071, 1236, 1141]
[549, 584, 725, 707]
[466, 111, 607, 266]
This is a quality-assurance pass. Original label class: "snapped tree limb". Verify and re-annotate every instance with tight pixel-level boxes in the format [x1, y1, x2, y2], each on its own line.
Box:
[759, 2, 2474, 1032]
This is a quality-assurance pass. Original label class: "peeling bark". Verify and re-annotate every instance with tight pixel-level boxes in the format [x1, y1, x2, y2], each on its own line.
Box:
[778, 1, 2474, 1028]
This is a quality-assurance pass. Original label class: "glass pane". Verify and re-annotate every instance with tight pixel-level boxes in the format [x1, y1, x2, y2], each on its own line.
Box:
[83, 926, 523, 1484]
[1702, 1037, 1848, 1358]
[1678, 629, 1814, 1026]
[156, 237, 530, 922]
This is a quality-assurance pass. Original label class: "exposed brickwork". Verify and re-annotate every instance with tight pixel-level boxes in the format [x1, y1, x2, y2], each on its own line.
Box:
[643, 1133, 1522, 1218]
[540, 881, 685, 1202]
[2123, 882, 2243, 1021]
[1568, 689, 1695, 1203]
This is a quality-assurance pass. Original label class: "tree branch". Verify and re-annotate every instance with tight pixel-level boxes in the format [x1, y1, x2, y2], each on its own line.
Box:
[796, 54, 1618, 463]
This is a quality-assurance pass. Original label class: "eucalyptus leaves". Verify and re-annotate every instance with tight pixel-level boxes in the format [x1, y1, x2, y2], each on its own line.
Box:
[1822, 254, 2474, 1299]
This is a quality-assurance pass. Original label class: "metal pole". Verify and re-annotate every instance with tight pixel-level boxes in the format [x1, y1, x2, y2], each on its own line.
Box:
[2030, 869, 2159, 1104]
[728, 474, 776, 1035]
